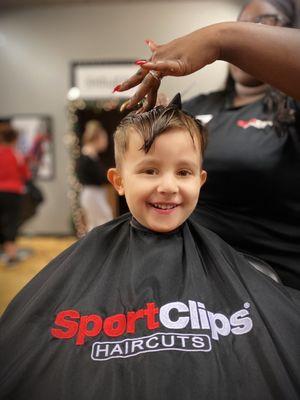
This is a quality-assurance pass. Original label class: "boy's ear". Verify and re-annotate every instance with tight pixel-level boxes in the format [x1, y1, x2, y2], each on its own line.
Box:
[107, 168, 125, 195]
[200, 170, 207, 188]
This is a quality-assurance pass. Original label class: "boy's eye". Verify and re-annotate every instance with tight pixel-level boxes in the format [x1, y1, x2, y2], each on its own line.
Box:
[177, 169, 192, 177]
[143, 168, 158, 175]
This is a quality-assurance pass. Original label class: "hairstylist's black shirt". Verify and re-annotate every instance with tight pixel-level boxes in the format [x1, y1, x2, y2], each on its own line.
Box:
[184, 91, 300, 289]
[76, 154, 108, 186]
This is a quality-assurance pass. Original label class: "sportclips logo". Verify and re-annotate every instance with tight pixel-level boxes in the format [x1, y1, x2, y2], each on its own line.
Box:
[51, 300, 253, 361]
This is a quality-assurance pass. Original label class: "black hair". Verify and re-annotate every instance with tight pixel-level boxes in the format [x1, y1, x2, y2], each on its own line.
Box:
[0, 124, 18, 144]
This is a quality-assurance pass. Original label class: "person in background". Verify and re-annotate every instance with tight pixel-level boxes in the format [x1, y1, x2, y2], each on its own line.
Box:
[76, 120, 113, 232]
[115, 0, 300, 290]
[0, 124, 31, 265]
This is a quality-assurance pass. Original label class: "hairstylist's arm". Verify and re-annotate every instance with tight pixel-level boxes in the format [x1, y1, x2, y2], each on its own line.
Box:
[117, 22, 300, 110]
[220, 23, 300, 99]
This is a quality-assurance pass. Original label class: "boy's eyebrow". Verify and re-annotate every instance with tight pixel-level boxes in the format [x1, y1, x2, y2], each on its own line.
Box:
[134, 158, 200, 169]
[176, 159, 200, 170]
[134, 158, 161, 168]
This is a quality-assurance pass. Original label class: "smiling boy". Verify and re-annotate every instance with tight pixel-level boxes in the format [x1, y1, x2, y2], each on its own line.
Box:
[108, 105, 207, 233]
[0, 102, 299, 400]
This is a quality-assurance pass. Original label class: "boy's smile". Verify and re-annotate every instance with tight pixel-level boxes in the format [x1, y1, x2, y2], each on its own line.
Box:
[148, 202, 180, 214]
[108, 127, 207, 232]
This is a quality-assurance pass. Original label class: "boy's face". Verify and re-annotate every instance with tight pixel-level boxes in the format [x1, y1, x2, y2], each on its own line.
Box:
[108, 127, 207, 233]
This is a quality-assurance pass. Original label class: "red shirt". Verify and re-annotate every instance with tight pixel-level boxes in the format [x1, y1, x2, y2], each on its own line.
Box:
[0, 145, 31, 194]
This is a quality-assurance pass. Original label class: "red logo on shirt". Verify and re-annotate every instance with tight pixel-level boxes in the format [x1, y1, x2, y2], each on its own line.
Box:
[237, 119, 273, 130]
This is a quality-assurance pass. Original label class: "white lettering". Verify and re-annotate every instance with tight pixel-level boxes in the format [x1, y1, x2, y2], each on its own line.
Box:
[110, 344, 123, 356]
[146, 336, 159, 349]
[207, 312, 231, 340]
[131, 340, 144, 352]
[189, 301, 200, 329]
[198, 302, 210, 330]
[177, 335, 190, 347]
[159, 302, 189, 329]
[94, 343, 109, 358]
[162, 335, 175, 347]
[230, 309, 253, 335]
[192, 336, 206, 349]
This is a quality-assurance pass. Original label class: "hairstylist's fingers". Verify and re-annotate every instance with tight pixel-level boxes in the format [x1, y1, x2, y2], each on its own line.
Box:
[142, 87, 159, 112]
[138, 59, 186, 76]
[145, 39, 159, 52]
[135, 87, 158, 114]
[123, 71, 161, 110]
[116, 68, 148, 92]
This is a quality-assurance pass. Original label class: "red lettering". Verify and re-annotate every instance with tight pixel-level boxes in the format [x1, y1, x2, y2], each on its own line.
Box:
[144, 302, 159, 330]
[51, 309, 80, 339]
[50, 302, 160, 344]
[127, 309, 145, 334]
[76, 314, 103, 345]
[103, 314, 126, 337]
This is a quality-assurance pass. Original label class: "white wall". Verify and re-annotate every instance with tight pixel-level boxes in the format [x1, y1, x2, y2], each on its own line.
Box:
[0, 1, 241, 234]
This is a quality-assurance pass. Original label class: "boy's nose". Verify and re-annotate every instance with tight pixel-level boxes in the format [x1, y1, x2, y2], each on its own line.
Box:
[157, 176, 179, 195]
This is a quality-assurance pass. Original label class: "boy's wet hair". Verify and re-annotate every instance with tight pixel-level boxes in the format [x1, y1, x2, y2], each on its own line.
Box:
[114, 105, 207, 167]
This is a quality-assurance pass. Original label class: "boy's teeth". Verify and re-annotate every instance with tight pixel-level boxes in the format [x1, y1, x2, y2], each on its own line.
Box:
[153, 203, 177, 210]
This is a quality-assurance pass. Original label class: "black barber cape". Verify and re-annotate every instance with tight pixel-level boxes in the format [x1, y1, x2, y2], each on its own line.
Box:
[0, 213, 299, 400]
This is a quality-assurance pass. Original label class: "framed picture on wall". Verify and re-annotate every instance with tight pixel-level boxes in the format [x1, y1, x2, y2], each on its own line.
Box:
[11, 115, 54, 180]
[70, 60, 137, 100]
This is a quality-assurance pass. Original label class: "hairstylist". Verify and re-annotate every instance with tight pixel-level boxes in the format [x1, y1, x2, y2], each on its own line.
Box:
[115, 0, 300, 290]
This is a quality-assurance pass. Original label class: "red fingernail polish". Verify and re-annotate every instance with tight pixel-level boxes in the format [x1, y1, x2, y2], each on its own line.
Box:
[112, 84, 121, 93]
[135, 60, 147, 66]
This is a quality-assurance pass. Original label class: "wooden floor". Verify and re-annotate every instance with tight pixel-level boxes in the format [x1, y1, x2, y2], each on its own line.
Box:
[0, 236, 76, 315]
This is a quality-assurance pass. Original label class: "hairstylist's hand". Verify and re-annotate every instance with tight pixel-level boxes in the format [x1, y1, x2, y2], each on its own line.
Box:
[116, 25, 220, 112]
